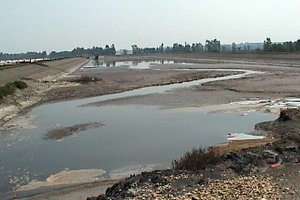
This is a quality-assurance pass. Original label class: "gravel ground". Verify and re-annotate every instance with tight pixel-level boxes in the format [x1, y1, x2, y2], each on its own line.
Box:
[132, 175, 280, 200]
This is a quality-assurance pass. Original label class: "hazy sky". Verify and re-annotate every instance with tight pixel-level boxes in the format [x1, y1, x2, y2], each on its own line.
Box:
[1, 0, 300, 53]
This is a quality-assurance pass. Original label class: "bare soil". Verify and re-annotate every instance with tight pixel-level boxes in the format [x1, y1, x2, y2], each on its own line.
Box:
[0, 58, 88, 85]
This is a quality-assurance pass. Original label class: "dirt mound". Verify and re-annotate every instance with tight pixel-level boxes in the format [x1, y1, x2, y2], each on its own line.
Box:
[278, 108, 300, 122]
[256, 108, 300, 143]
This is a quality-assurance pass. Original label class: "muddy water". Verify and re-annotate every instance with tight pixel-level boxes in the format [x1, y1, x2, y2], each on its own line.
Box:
[0, 62, 276, 194]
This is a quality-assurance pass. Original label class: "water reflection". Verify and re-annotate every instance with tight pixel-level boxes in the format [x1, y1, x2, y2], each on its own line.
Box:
[82, 59, 175, 69]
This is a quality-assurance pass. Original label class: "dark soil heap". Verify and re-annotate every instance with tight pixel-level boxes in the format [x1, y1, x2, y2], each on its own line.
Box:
[256, 108, 300, 144]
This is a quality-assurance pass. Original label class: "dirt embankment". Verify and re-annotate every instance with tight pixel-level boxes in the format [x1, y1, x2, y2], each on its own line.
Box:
[0, 57, 88, 125]
[256, 108, 300, 145]
[0, 57, 87, 85]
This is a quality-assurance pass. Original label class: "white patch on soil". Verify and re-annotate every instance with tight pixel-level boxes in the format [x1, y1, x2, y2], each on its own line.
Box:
[227, 133, 265, 141]
[17, 169, 107, 191]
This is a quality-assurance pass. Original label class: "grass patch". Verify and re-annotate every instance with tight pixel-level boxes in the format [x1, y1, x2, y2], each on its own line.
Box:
[13, 80, 28, 89]
[0, 80, 27, 100]
[71, 75, 103, 84]
[172, 147, 222, 171]
[0, 83, 16, 97]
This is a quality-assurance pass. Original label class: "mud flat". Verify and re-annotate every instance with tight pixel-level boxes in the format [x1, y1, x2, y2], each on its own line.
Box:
[44, 122, 104, 140]
[2, 54, 300, 125]
[72, 56, 300, 110]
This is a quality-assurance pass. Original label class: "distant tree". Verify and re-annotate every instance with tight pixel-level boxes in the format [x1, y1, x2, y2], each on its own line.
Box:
[172, 43, 185, 52]
[263, 38, 272, 52]
[132, 45, 141, 55]
[41, 51, 47, 58]
[205, 39, 220, 52]
[121, 49, 128, 55]
[195, 43, 204, 52]
[296, 40, 300, 51]
[159, 43, 164, 53]
[104, 45, 110, 55]
[232, 43, 237, 52]
[143, 47, 156, 53]
[165, 46, 172, 52]
[111, 44, 116, 55]
[284, 41, 295, 52]
[184, 42, 191, 52]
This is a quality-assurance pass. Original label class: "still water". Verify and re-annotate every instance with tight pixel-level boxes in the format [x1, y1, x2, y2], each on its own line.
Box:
[0, 104, 276, 193]
[0, 62, 276, 193]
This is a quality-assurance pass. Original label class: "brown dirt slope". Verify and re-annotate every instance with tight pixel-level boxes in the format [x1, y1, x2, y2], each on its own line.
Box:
[0, 57, 87, 85]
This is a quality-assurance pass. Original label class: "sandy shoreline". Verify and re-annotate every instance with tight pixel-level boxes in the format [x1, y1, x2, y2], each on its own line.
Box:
[1, 54, 300, 199]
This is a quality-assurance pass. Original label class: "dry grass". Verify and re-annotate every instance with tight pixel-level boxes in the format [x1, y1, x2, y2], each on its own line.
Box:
[172, 147, 222, 170]
[0, 80, 27, 100]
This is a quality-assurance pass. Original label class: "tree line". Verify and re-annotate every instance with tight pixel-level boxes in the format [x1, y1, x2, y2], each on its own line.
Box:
[49, 44, 116, 59]
[0, 44, 116, 61]
[263, 38, 300, 52]
[2, 38, 300, 61]
[0, 51, 47, 61]
[131, 39, 220, 55]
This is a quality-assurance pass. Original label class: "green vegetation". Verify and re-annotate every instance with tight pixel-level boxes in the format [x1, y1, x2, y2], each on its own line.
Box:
[172, 147, 222, 171]
[0, 83, 16, 97]
[13, 80, 28, 89]
[0, 80, 28, 100]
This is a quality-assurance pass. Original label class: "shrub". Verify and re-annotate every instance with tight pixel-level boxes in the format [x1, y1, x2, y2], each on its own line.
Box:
[0, 83, 16, 97]
[72, 75, 102, 83]
[172, 147, 222, 171]
[273, 143, 284, 154]
[13, 80, 28, 89]
[0, 80, 28, 100]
